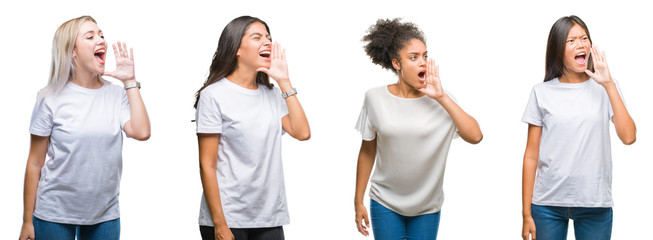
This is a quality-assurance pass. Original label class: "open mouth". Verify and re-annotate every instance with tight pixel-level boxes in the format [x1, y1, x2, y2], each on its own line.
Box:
[259, 50, 271, 58]
[95, 48, 106, 65]
[418, 71, 426, 81]
[574, 52, 586, 65]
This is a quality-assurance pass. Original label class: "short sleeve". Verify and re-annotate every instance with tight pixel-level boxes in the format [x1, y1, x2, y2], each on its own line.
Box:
[355, 103, 376, 141]
[196, 91, 223, 133]
[521, 88, 543, 126]
[29, 92, 54, 136]
[119, 90, 131, 131]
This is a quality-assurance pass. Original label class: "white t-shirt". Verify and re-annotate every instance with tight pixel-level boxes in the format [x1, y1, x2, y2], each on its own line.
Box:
[356, 85, 458, 216]
[29, 80, 131, 225]
[522, 78, 624, 207]
[196, 78, 290, 228]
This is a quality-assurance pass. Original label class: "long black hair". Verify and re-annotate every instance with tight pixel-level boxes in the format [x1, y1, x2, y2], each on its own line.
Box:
[194, 16, 273, 108]
[362, 18, 425, 73]
[544, 15, 593, 82]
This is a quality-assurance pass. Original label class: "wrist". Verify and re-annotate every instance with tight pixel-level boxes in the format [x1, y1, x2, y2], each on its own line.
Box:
[124, 81, 141, 90]
[277, 81, 293, 92]
[601, 80, 615, 89]
[432, 93, 449, 102]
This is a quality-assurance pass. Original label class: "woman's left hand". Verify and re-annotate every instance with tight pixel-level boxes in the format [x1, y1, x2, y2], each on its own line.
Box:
[103, 41, 135, 82]
[585, 45, 613, 85]
[257, 41, 289, 84]
[418, 58, 446, 100]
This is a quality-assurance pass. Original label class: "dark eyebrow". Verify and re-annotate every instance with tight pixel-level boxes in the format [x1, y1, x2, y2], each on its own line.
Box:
[408, 51, 428, 55]
[250, 33, 270, 38]
[567, 34, 587, 39]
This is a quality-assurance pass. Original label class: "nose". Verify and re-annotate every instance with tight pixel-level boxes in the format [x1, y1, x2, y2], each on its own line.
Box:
[97, 36, 106, 46]
[419, 57, 427, 67]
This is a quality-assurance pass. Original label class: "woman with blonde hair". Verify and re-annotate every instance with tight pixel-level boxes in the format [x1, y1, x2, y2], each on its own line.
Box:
[19, 15, 150, 240]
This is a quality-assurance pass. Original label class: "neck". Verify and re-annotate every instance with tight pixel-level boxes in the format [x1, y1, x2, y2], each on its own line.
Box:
[226, 66, 258, 89]
[559, 71, 589, 83]
[390, 77, 423, 98]
[70, 69, 103, 89]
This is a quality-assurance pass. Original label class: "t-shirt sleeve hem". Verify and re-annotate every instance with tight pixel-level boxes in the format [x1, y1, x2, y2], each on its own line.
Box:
[521, 117, 542, 126]
[29, 129, 51, 137]
[197, 127, 222, 134]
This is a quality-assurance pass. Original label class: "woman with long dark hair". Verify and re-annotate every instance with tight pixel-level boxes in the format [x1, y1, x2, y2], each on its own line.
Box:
[194, 16, 310, 240]
[521, 15, 636, 240]
[19, 15, 150, 240]
[354, 18, 483, 240]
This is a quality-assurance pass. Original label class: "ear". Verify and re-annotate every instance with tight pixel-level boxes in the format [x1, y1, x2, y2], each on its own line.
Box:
[236, 47, 241, 57]
[392, 58, 401, 71]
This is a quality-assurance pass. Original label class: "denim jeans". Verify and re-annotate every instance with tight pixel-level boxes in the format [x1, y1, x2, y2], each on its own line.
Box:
[531, 204, 612, 240]
[370, 200, 440, 240]
[33, 216, 120, 240]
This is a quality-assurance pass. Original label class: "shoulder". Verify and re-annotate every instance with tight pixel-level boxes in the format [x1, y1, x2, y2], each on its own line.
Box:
[200, 79, 229, 97]
[265, 85, 283, 95]
[103, 80, 125, 93]
[364, 85, 387, 99]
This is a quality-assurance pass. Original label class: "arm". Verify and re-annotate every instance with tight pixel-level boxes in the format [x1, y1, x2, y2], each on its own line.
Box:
[418, 59, 483, 144]
[257, 42, 310, 141]
[522, 124, 541, 240]
[198, 133, 234, 240]
[19, 135, 49, 240]
[354, 138, 377, 236]
[585, 46, 635, 145]
[103, 41, 151, 141]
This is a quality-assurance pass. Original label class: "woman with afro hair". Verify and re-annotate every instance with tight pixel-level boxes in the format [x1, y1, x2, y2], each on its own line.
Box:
[354, 18, 483, 239]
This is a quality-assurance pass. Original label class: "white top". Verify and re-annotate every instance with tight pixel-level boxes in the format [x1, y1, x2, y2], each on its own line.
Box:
[29, 80, 131, 225]
[522, 78, 625, 207]
[356, 85, 458, 216]
[196, 78, 290, 228]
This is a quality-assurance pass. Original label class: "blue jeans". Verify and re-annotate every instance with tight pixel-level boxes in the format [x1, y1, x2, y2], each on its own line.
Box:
[531, 204, 612, 240]
[33, 216, 120, 240]
[370, 200, 440, 240]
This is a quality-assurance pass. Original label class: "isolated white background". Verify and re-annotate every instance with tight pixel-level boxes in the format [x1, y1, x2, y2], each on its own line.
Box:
[1, 0, 651, 239]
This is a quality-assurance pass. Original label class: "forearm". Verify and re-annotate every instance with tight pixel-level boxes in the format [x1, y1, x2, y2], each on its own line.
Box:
[354, 140, 376, 205]
[522, 157, 537, 217]
[435, 94, 483, 144]
[22, 163, 41, 223]
[200, 166, 229, 227]
[279, 81, 310, 140]
[125, 81, 151, 140]
[23, 135, 48, 224]
[603, 82, 636, 144]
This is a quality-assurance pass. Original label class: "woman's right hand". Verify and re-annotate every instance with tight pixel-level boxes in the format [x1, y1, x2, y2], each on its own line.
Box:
[18, 222, 34, 240]
[214, 225, 234, 240]
[522, 216, 536, 240]
[355, 203, 371, 236]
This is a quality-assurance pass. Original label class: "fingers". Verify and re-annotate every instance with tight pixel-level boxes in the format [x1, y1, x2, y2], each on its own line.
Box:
[112, 43, 119, 61]
[130, 47, 134, 61]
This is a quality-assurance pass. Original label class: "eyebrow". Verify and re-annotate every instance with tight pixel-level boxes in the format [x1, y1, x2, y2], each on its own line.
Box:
[83, 30, 102, 35]
[408, 51, 428, 55]
[250, 33, 269, 37]
[567, 34, 587, 39]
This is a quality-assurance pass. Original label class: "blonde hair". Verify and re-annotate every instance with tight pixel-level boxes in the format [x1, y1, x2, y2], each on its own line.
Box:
[40, 15, 99, 98]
